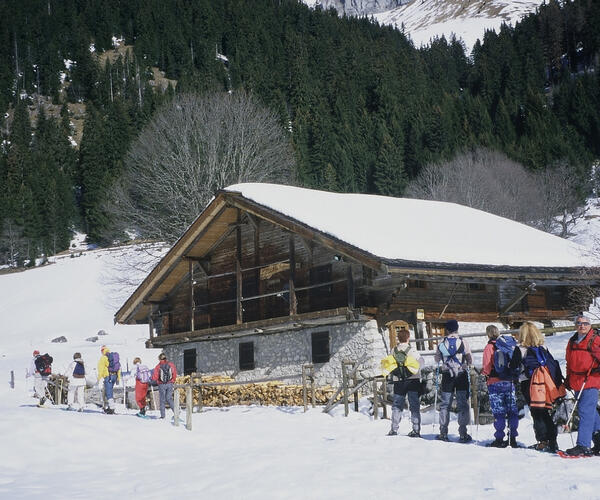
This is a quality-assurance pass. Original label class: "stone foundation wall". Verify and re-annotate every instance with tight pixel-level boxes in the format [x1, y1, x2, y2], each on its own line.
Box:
[162, 319, 387, 388]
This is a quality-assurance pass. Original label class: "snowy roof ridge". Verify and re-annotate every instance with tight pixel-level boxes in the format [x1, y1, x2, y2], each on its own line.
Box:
[224, 183, 598, 270]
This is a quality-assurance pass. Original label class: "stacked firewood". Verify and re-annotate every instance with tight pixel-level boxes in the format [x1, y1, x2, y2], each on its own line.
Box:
[174, 374, 338, 407]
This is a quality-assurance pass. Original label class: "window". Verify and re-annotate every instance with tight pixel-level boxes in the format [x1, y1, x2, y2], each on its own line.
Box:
[467, 283, 486, 291]
[239, 341, 255, 370]
[311, 331, 330, 363]
[183, 348, 197, 375]
[407, 279, 426, 289]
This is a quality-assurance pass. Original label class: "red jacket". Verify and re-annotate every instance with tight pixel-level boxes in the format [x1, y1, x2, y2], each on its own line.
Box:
[566, 329, 600, 391]
[152, 360, 177, 384]
[482, 341, 501, 386]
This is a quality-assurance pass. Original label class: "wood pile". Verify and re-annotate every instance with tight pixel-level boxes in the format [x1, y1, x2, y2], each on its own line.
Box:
[174, 375, 339, 407]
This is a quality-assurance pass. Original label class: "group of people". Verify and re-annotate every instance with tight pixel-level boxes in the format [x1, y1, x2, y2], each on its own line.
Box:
[27, 346, 178, 419]
[387, 315, 600, 457]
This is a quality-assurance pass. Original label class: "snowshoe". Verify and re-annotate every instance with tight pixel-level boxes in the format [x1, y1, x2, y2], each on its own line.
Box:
[407, 430, 420, 438]
[558, 445, 594, 458]
[488, 438, 507, 448]
[436, 433, 449, 442]
[387, 430, 397, 436]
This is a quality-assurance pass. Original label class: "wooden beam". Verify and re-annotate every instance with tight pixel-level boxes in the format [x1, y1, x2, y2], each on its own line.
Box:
[236, 210, 243, 325]
[189, 260, 195, 332]
[347, 265, 355, 309]
[289, 234, 297, 316]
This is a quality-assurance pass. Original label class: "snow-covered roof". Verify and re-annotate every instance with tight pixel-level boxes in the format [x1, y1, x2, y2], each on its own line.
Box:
[225, 183, 598, 270]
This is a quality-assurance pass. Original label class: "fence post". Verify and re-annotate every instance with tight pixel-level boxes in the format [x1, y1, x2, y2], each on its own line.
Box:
[186, 384, 193, 431]
[174, 387, 180, 427]
[55, 378, 61, 405]
[353, 369, 359, 413]
[372, 378, 379, 420]
[342, 362, 349, 417]
[302, 365, 308, 412]
[470, 367, 479, 425]
[10, 370, 14, 389]
[310, 367, 316, 408]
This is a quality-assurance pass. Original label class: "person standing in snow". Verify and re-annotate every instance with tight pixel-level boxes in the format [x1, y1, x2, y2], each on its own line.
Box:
[518, 322, 561, 453]
[564, 314, 600, 456]
[482, 325, 519, 448]
[97, 345, 121, 414]
[64, 352, 86, 411]
[434, 319, 473, 443]
[27, 350, 52, 406]
[132, 357, 151, 416]
[387, 328, 424, 437]
[152, 352, 177, 419]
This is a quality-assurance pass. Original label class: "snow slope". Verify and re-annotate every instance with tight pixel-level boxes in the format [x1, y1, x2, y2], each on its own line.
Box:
[374, 0, 544, 53]
[1, 205, 600, 499]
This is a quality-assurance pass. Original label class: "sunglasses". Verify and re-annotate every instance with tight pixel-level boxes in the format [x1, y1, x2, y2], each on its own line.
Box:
[576, 321, 590, 326]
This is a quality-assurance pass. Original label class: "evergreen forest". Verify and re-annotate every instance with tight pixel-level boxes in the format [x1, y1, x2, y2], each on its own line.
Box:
[1, 0, 599, 264]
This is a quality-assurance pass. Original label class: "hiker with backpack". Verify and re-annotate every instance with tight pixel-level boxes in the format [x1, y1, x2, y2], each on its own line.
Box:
[563, 314, 600, 457]
[518, 322, 563, 453]
[482, 325, 521, 448]
[97, 345, 121, 414]
[64, 352, 86, 411]
[132, 357, 151, 416]
[434, 319, 473, 443]
[152, 352, 177, 419]
[27, 350, 53, 407]
[387, 328, 424, 437]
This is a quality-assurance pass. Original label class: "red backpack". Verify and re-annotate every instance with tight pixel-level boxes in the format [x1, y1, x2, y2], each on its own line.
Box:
[35, 354, 53, 376]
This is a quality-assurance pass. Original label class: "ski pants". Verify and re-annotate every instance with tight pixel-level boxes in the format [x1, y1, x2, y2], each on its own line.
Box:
[488, 381, 519, 440]
[103, 374, 117, 408]
[391, 392, 421, 433]
[521, 380, 557, 444]
[158, 382, 174, 418]
[439, 371, 470, 436]
[34, 374, 48, 400]
[575, 387, 600, 448]
[68, 383, 85, 409]
[135, 381, 149, 410]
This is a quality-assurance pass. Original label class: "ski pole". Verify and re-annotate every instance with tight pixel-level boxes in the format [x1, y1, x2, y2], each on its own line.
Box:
[432, 362, 440, 432]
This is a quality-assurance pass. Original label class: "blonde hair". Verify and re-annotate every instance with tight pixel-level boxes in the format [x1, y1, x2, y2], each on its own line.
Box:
[486, 325, 499, 340]
[518, 322, 544, 347]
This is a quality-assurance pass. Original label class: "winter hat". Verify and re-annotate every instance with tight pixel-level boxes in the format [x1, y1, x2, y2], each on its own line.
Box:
[33, 350, 40, 356]
[73, 352, 81, 360]
[445, 319, 459, 334]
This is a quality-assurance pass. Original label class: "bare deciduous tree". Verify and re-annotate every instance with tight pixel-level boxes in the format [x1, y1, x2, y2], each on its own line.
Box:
[406, 148, 586, 237]
[107, 91, 296, 243]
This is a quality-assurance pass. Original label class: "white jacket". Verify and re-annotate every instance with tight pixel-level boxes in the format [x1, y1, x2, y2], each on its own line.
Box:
[64, 359, 87, 386]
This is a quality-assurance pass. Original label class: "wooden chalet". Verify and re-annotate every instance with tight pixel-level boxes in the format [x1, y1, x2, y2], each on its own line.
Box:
[114, 184, 599, 382]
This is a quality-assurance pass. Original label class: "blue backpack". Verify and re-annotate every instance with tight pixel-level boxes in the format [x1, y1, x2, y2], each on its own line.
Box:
[438, 337, 465, 377]
[492, 335, 521, 380]
[107, 352, 121, 374]
[523, 346, 563, 387]
[73, 361, 85, 378]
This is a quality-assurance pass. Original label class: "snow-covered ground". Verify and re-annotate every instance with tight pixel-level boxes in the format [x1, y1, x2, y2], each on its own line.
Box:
[1, 201, 600, 499]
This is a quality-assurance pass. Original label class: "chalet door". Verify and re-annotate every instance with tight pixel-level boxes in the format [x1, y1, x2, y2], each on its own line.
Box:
[426, 323, 445, 350]
[387, 320, 411, 349]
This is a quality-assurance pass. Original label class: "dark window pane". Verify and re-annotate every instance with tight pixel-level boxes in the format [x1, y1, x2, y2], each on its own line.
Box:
[312, 331, 330, 363]
[183, 348, 197, 375]
[239, 341, 255, 370]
